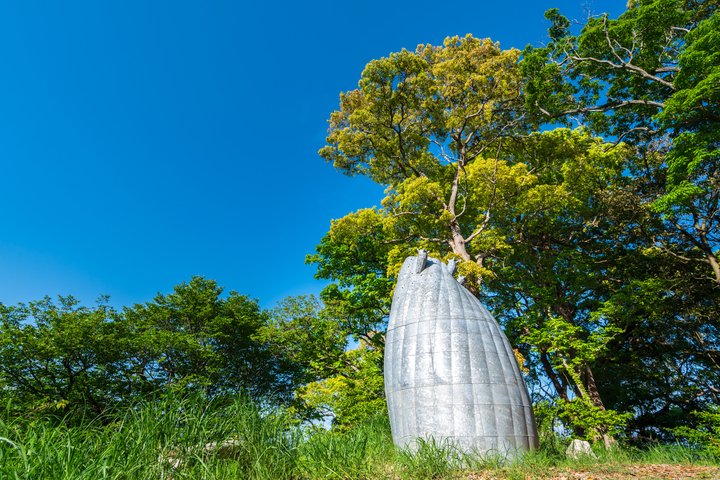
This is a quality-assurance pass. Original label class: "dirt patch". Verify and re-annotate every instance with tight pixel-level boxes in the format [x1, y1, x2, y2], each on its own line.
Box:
[624, 464, 720, 479]
[459, 464, 720, 480]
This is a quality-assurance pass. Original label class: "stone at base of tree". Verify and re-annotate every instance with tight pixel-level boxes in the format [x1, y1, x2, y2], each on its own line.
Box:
[566, 439, 597, 460]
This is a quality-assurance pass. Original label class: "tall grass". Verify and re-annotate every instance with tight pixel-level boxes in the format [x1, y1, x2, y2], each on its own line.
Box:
[0, 393, 717, 480]
[0, 393, 397, 480]
[0, 393, 304, 480]
[297, 414, 394, 478]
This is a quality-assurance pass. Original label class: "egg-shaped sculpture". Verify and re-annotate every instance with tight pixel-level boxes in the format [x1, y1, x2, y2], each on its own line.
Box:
[384, 253, 539, 459]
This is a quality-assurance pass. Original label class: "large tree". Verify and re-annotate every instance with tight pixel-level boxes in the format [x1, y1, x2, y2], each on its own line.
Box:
[518, 0, 720, 439]
[521, 0, 720, 285]
[313, 7, 719, 440]
[314, 33, 641, 439]
[309, 34, 539, 427]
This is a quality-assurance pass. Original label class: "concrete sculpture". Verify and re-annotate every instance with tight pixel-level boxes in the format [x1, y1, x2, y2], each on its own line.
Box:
[384, 251, 539, 459]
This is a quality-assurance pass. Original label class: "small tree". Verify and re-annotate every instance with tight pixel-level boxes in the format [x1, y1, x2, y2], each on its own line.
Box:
[124, 276, 301, 403]
[0, 295, 131, 419]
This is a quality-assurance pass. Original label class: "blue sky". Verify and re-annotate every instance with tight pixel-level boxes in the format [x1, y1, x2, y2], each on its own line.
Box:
[0, 0, 626, 310]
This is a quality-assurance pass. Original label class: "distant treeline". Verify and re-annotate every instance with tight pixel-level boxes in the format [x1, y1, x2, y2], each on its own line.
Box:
[0, 277, 305, 422]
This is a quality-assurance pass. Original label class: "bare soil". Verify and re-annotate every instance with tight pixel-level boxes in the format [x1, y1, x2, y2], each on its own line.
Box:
[459, 464, 720, 480]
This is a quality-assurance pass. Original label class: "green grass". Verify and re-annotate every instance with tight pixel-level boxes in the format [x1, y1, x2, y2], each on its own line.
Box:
[0, 394, 717, 480]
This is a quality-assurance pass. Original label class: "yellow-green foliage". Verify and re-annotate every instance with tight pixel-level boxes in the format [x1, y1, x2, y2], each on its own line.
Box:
[297, 341, 386, 430]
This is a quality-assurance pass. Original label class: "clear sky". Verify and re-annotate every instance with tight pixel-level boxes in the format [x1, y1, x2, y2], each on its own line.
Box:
[0, 0, 626, 311]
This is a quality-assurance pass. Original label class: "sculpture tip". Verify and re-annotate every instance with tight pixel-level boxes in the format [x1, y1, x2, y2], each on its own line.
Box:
[415, 249, 428, 273]
[447, 258, 457, 275]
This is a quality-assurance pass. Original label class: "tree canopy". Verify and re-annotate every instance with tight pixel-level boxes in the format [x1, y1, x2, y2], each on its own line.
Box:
[0, 277, 301, 421]
[521, 0, 720, 285]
